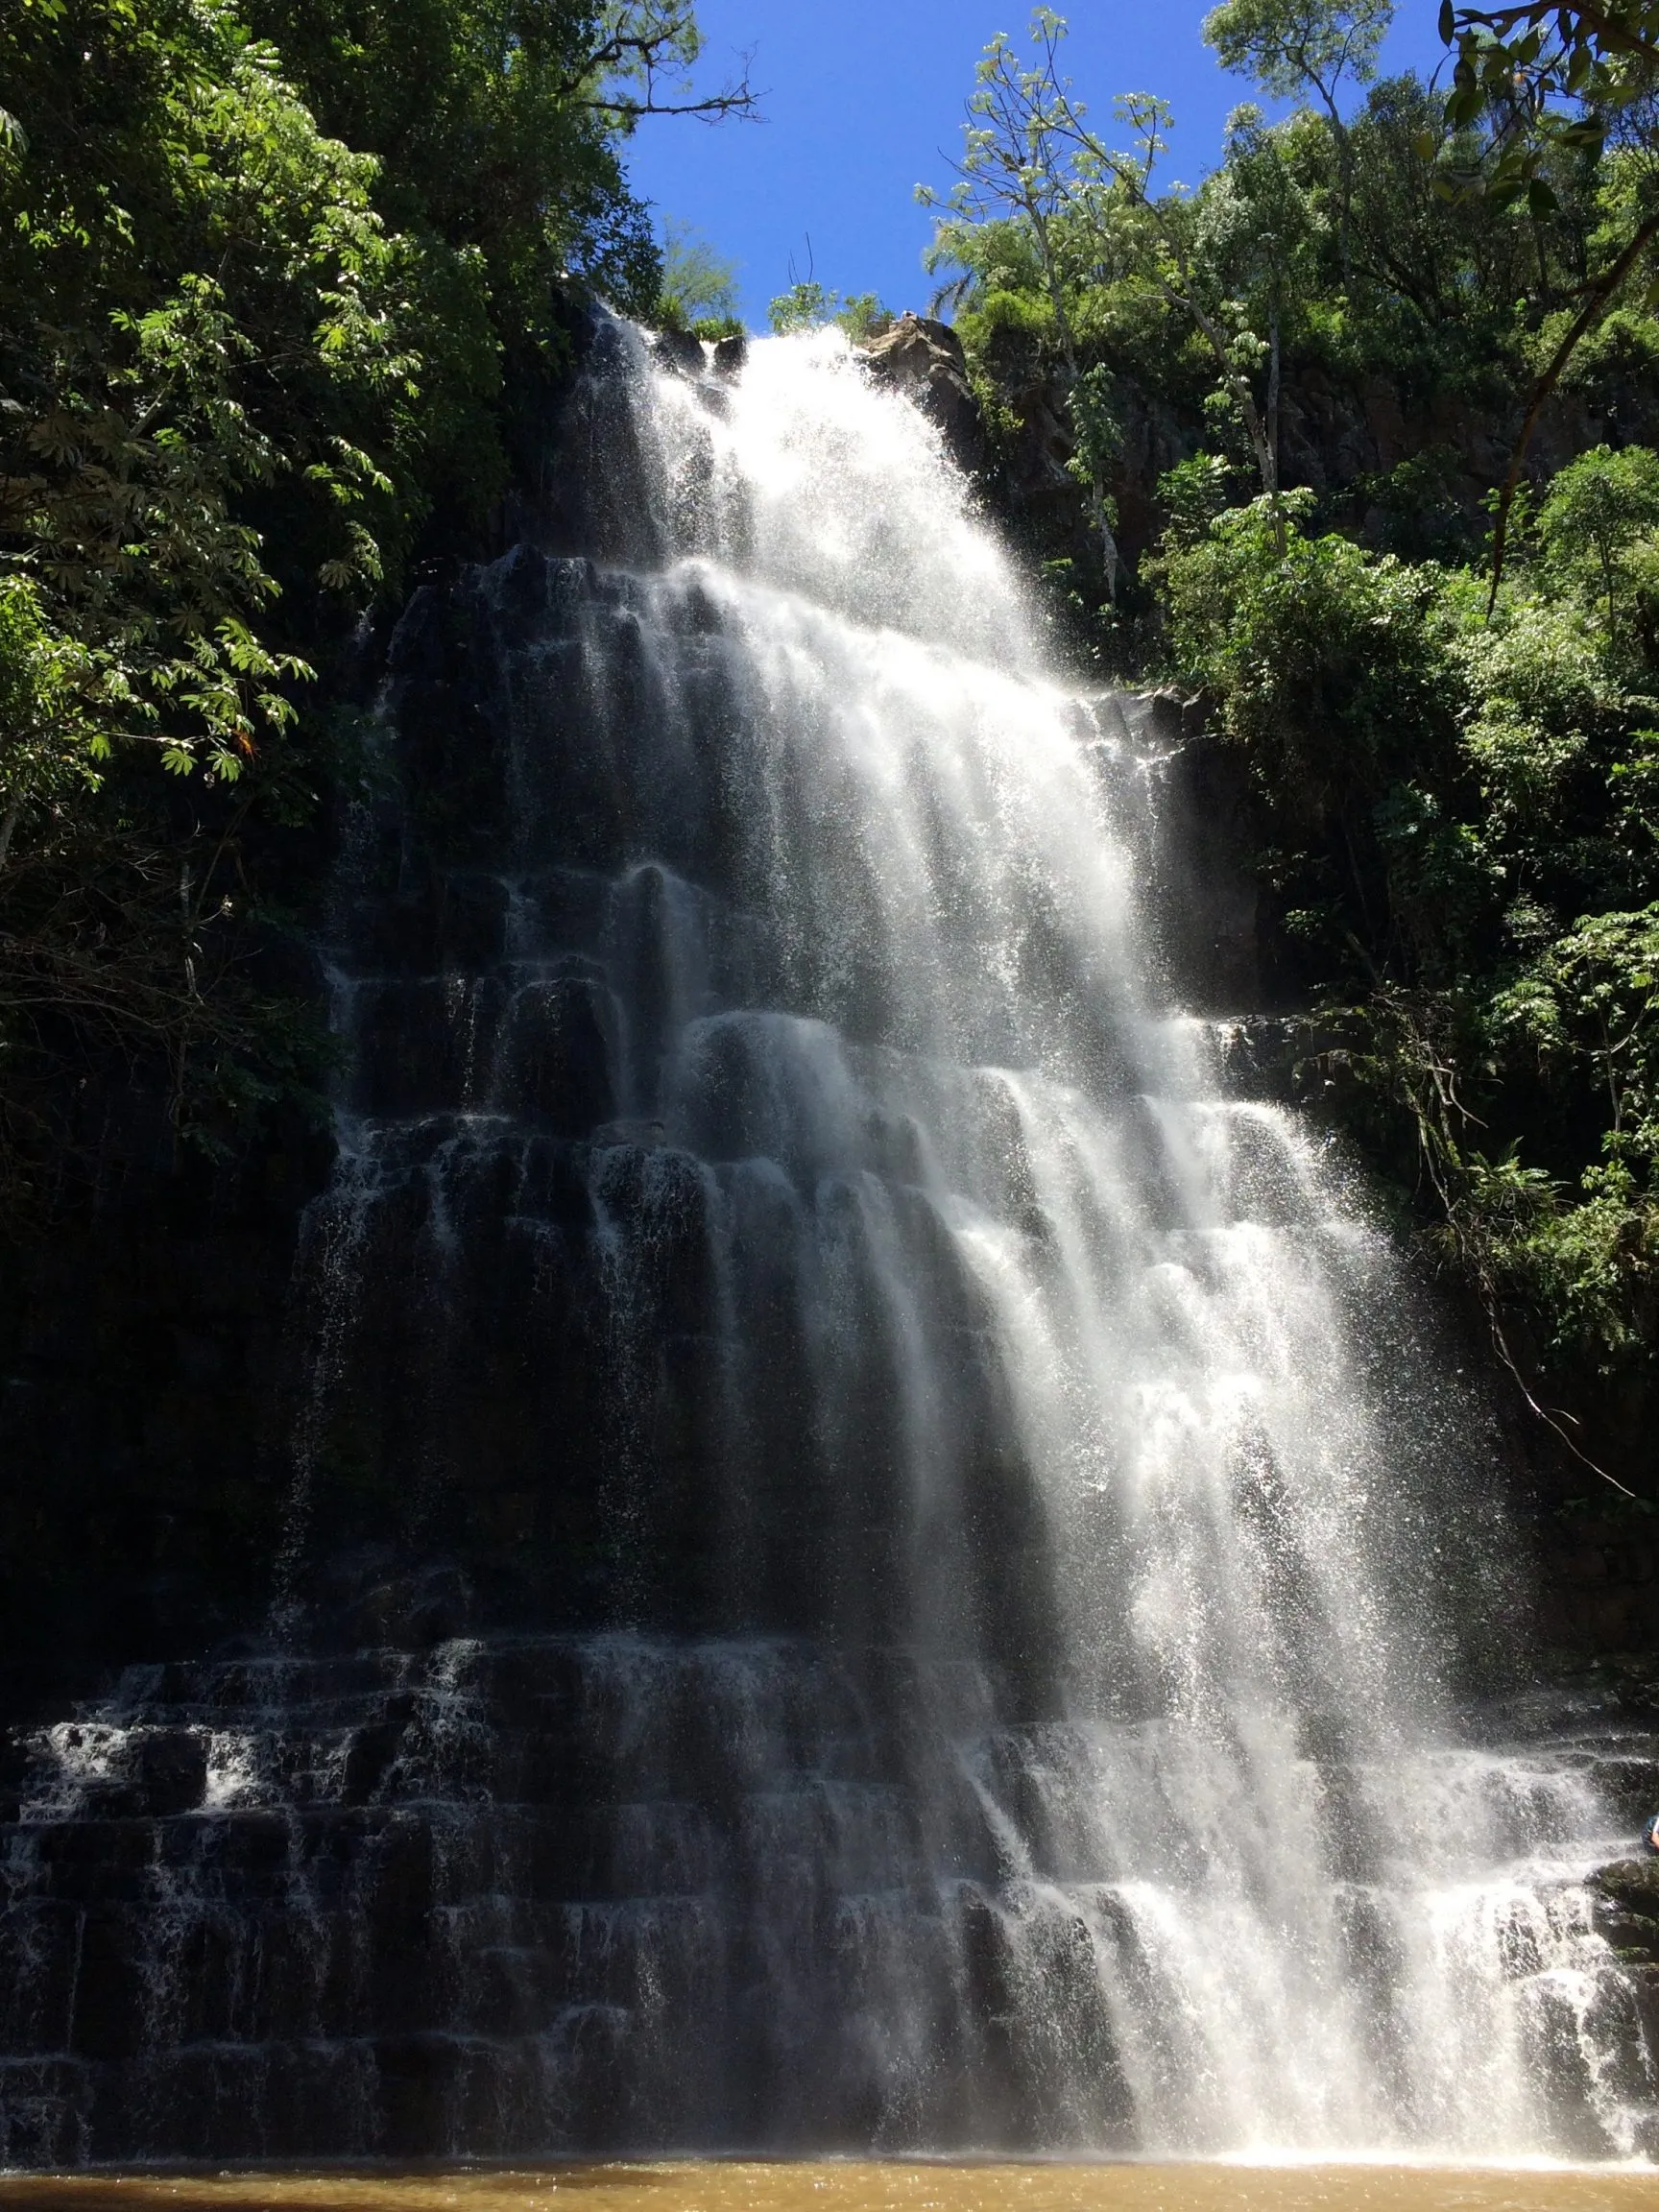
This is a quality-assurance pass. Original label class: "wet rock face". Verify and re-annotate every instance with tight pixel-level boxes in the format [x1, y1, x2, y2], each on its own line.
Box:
[0, 1115, 328, 1684]
[858, 315, 984, 475]
[1132, 699, 1270, 1018]
[1540, 1524, 1659, 1653]
[8, 1645, 1659, 2165]
[0, 1642, 1131, 2163]
[5, 320, 1659, 2170]
[1592, 1855, 1659, 1926]
[1591, 1849, 1659, 2086]
[266, 540, 1088, 1654]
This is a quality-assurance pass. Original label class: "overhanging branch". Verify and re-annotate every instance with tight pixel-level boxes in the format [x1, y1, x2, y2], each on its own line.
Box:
[560, 12, 759, 123]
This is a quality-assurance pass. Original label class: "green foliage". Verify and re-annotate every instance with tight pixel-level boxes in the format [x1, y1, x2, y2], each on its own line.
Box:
[1154, 448, 1659, 1430]
[0, 0, 732, 1202]
[1537, 444, 1659, 631]
[1156, 454, 1241, 545]
[1509, 908, 1659, 1156]
[1157, 493, 1451, 822]
[235, 0, 718, 326]
[836, 293, 896, 344]
[926, 8, 1659, 588]
[1203, 102, 1325, 294]
[1441, 0, 1659, 209]
[767, 282, 893, 343]
[1203, 0, 1393, 113]
[0, 578, 108, 856]
[655, 218, 740, 332]
[1361, 447, 1468, 562]
[1, 5, 391, 767]
[768, 281, 830, 333]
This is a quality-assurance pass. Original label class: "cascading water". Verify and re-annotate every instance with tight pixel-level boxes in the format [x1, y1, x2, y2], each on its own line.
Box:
[2, 320, 1657, 2167]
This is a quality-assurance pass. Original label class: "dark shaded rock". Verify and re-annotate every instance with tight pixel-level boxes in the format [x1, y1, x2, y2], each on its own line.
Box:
[1135, 711, 1266, 1016]
[858, 313, 984, 474]
[67, 1911, 146, 2062]
[347, 976, 510, 1118]
[1591, 1855, 1659, 1912]
[133, 1729, 206, 1815]
[494, 976, 617, 1135]
[1591, 1857, 1659, 1968]
[712, 333, 747, 380]
[1137, 685, 1209, 747]
[651, 329, 705, 380]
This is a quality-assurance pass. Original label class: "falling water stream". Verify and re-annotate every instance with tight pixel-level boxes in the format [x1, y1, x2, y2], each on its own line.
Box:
[2, 325, 1656, 2174]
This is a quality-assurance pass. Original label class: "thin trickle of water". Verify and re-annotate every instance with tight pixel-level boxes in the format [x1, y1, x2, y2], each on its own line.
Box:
[0, 319, 1655, 2167]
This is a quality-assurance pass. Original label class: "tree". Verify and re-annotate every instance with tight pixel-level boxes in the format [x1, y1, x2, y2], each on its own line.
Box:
[1441, 0, 1659, 599]
[1202, 0, 1393, 269]
[657, 219, 740, 332]
[766, 282, 892, 342]
[1204, 0, 1394, 111]
[0, 0, 747, 1196]
[1537, 443, 1659, 629]
[238, 1, 756, 358]
[925, 11, 1335, 530]
[920, 135, 1124, 592]
[1, 2, 402, 787]
[1196, 107, 1325, 497]
[922, 18, 1165, 595]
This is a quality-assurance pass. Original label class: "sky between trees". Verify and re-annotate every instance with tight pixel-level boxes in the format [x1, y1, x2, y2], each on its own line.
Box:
[624, 0, 1449, 326]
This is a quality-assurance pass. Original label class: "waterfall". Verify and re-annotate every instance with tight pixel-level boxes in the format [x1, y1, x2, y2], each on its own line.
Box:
[1, 321, 1654, 2167]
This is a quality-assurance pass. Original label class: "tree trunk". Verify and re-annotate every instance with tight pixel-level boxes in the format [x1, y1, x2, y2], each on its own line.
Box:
[1037, 215, 1121, 605]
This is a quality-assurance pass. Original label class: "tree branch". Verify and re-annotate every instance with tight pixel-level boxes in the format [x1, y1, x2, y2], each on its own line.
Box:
[574, 84, 758, 119]
[1457, 0, 1659, 67]
[560, 15, 759, 122]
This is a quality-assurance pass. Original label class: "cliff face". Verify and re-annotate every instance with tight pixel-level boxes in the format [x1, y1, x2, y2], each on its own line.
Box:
[0, 1078, 331, 1696]
[971, 320, 1659, 582]
[0, 316, 1652, 1714]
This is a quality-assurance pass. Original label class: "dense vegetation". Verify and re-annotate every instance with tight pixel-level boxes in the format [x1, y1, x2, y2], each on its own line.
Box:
[924, 0, 1659, 1487]
[0, 0, 741, 1207]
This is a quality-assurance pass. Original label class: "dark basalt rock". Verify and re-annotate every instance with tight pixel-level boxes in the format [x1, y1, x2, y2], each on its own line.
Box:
[1591, 1859, 1659, 1996]
[0, 1637, 1137, 2160]
[1592, 1856, 1659, 1912]
[858, 313, 984, 475]
[650, 328, 706, 380]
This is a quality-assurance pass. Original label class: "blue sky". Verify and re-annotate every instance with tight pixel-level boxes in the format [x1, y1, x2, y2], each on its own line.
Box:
[623, 2, 1452, 329]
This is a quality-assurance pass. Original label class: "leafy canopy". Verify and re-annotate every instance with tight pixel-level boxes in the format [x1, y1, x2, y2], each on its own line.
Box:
[0, 0, 741, 1189]
[1203, 0, 1393, 118]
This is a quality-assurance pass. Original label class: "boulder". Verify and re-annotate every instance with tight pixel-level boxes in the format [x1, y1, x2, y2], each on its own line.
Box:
[857, 312, 983, 473]
[1591, 1855, 1659, 1912]
[1589, 1855, 1659, 1965]
[650, 328, 705, 380]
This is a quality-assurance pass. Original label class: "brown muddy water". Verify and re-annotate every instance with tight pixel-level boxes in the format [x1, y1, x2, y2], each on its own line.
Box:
[0, 2166, 1655, 2212]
